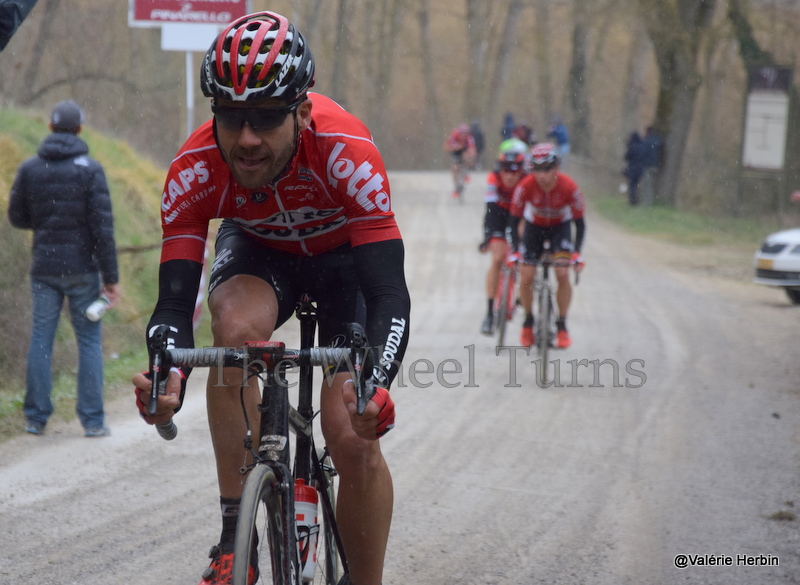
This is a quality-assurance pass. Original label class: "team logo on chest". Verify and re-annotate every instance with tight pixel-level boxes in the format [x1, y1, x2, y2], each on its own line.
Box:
[251, 190, 270, 204]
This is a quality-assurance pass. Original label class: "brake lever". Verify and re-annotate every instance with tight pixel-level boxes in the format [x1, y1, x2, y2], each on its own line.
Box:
[147, 325, 171, 417]
[347, 323, 375, 415]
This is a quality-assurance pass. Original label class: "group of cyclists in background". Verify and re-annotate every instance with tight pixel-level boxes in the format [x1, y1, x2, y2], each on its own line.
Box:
[445, 119, 585, 350]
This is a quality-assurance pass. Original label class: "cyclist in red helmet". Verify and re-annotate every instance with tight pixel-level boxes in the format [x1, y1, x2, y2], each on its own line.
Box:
[131, 12, 410, 585]
[479, 148, 527, 334]
[508, 142, 585, 349]
[443, 123, 477, 198]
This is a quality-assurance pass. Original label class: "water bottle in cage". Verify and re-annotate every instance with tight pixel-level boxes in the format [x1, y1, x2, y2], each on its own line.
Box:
[294, 479, 320, 581]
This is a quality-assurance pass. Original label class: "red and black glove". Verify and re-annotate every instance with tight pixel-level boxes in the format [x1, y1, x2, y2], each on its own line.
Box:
[371, 386, 396, 437]
[134, 368, 186, 422]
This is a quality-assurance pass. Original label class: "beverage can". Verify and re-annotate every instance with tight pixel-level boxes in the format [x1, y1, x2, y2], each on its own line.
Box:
[85, 295, 110, 322]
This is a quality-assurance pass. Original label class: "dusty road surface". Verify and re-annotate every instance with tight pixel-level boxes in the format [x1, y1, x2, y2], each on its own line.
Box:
[1, 169, 799, 585]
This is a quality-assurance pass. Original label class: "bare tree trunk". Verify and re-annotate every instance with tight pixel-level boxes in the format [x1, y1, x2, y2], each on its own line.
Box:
[14, 0, 61, 103]
[620, 18, 650, 140]
[637, 0, 717, 207]
[484, 0, 525, 131]
[330, 0, 350, 107]
[533, 0, 554, 123]
[365, 0, 407, 146]
[727, 0, 775, 65]
[464, 0, 492, 120]
[298, 0, 324, 46]
[417, 0, 444, 162]
[568, 0, 591, 156]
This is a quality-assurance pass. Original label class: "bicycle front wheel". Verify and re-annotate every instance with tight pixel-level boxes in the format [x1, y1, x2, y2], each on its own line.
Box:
[233, 464, 295, 585]
[312, 449, 342, 585]
[536, 286, 551, 384]
[496, 269, 511, 346]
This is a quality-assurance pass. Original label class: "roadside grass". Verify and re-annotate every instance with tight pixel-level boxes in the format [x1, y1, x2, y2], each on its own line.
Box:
[592, 193, 774, 250]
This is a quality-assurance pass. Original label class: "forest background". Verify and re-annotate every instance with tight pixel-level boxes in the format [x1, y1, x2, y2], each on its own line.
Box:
[2, 0, 800, 217]
[0, 0, 798, 433]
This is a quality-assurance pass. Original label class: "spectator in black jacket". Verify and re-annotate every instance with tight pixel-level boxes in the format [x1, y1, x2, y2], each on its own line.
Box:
[623, 131, 647, 205]
[640, 125, 664, 206]
[8, 99, 120, 437]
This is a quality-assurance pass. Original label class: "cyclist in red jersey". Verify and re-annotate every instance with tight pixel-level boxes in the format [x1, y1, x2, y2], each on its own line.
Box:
[508, 143, 585, 349]
[479, 149, 526, 334]
[443, 123, 477, 198]
[131, 12, 410, 585]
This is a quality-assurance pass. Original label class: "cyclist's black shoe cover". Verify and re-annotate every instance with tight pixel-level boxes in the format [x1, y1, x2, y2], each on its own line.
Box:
[481, 314, 493, 335]
[199, 543, 258, 585]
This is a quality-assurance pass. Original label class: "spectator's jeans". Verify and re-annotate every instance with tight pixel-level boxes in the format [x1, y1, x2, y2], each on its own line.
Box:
[628, 170, 643, 205]
[640, 167, 658, 206]
[24, 273, 105, 429]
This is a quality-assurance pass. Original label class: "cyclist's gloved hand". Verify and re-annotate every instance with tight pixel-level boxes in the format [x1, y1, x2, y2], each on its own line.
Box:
[571, 252, 585, 273]
[342, 381, 396, 440]
[132, 369, 183, 425]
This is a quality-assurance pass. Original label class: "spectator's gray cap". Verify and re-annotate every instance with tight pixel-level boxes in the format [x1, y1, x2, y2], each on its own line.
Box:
[50, 100, 83, 132]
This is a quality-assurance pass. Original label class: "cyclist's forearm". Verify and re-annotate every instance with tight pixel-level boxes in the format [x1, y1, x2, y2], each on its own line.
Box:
[507, 215, 522, 251]
[573, 217, 585, 253]
[146, 259, 202, 367]
[352, 239, 411, 389]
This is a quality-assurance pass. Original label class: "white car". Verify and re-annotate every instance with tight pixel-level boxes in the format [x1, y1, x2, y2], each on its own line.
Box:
[754, 227, 800, 304]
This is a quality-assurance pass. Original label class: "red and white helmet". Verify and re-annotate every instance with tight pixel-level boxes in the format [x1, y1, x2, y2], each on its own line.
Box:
[530, 142, 561, 168]
[200, 12, 315, 103]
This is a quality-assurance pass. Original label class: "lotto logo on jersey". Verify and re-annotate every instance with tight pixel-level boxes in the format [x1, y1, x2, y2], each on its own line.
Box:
[326, 142, 390, 213]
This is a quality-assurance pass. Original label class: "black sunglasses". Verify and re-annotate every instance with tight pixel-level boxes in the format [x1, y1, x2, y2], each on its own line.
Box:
[499, 163, 523, 172]
[211, 101, 301, 132]
[531, 164, 557, 172]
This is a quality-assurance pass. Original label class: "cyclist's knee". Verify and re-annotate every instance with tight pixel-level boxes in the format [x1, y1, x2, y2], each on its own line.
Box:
[211, 308, 273, 346]
[209, 279, 277, 344]
[325, 432, 385, 477]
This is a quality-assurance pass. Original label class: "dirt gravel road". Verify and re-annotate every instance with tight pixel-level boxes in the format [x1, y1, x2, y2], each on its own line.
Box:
[1, 169, 799, 585]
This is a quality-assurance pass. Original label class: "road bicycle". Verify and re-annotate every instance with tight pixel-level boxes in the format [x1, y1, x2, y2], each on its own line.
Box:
[453, 158, 469, 203]
[148, 298, 374, 585]
[531, 243, 581, 384]
[492, 253, 519, 346]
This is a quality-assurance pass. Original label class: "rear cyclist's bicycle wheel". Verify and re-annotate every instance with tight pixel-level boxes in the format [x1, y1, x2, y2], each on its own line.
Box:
[455, 163, 467, 203]
[536, 286, 552, 385]
[233, 464, 294, 585]
[495, 268, 511, 346]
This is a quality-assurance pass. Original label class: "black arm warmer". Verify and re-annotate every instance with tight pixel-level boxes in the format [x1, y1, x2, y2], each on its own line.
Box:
[573, 217, 585, 253]
[351, 239, 412, 389]
[508, 215, 522, 251]
[145, 259, 203, 404]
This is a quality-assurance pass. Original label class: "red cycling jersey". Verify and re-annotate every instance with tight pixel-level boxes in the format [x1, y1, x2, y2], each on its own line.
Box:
[484, 171, 521, 211]
[159, 92, 401, 264]
[509, 172, 584, 227]
[444, 129, 476, 153]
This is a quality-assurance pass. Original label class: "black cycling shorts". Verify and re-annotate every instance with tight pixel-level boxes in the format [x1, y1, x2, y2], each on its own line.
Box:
[209, 219, 363, 347]
[483, 203, 510, 242]
[520, 221, 573, 264]
[450, 149, 466, 164]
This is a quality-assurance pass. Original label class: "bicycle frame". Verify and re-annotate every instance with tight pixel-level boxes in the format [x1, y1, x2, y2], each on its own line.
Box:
[453, 159, 468, 203]
[534, 256, 556, 384]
